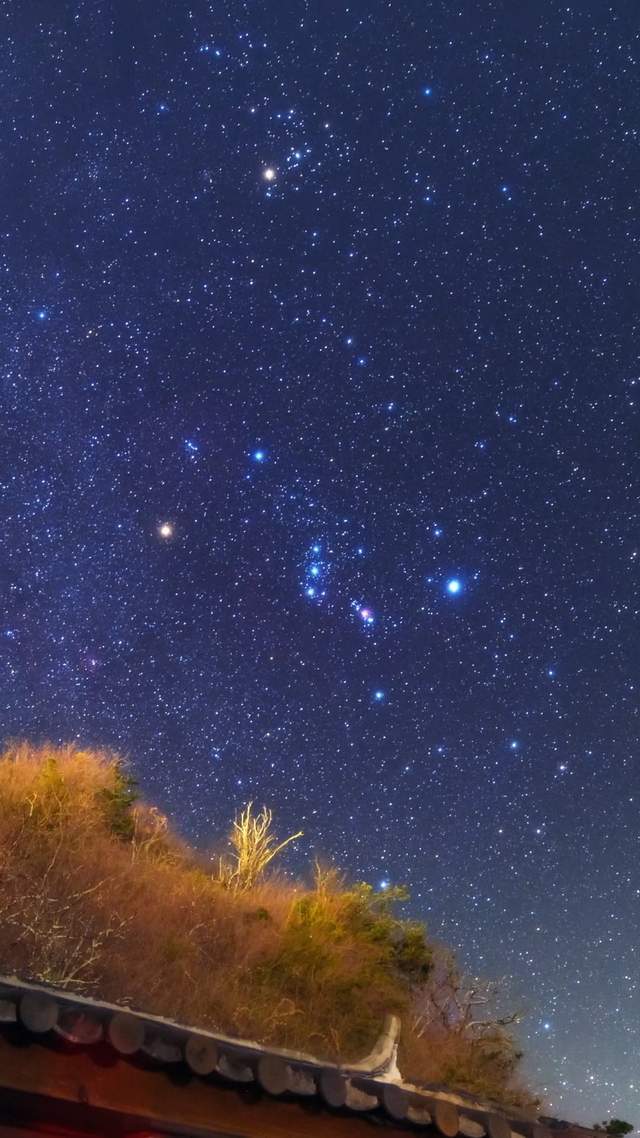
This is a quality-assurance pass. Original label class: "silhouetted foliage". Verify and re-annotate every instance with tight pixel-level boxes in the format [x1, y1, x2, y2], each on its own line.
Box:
[594, 1122, 634, 1136]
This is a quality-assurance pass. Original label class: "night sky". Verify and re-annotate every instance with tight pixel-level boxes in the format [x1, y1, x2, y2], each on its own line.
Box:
[1, 0, 638, 1124]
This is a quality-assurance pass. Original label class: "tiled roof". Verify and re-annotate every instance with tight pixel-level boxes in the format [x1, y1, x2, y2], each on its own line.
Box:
[0, 975, 560, 1137]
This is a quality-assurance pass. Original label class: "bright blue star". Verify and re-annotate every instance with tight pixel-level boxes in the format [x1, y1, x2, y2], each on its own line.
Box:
[252, 449, 266, 463]
[305, 586, 316, 598]
[184, 439, 199, 454]
[373, 690, 385, 702]
[310, 565, 320, 577]
[35, 309, 48, 321]
[509, 740, 520, 751]
[547, 667, 556, 678]
[312, 544, 321, 554]
[379, 879, 390, 890]
[445, 577, 462, 595]
[422, 86, 433, 97]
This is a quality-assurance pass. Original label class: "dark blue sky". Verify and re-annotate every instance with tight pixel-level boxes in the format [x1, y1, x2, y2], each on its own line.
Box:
[1, 0, 638, 1122]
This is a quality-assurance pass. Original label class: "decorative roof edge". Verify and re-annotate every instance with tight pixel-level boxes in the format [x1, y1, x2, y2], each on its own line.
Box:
[0, 974, 551, 1136]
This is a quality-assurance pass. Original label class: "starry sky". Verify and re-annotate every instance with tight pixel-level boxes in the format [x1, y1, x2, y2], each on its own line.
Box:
[1, 0, 638, 1124]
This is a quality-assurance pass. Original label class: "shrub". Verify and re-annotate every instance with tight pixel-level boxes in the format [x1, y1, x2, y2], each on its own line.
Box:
[95, 761, 139, 840]
[594, 1123, 634, 1136]
[0, 741, 534, 1108]
[215, 801, 303, 891]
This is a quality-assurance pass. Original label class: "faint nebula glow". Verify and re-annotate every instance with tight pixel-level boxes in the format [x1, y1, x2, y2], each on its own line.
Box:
[358, 606, 374, 624]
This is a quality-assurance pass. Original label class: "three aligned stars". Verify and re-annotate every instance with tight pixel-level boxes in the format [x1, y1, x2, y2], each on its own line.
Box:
[149, 520, 513, 746]
[156, 469, 468, 713]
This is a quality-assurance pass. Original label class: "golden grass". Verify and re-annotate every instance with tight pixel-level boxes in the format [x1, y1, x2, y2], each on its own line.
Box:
[0, 742, 537, 1108]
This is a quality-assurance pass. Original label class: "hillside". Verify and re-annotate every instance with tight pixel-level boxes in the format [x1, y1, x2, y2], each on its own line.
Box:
[0, 742, 536, 1110]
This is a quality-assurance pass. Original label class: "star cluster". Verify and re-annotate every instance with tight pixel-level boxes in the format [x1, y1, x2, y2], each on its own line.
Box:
[0, 1, 638, 1123]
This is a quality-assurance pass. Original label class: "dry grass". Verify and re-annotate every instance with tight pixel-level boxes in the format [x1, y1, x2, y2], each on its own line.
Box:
[0, 742, 537, 1108]
[400, 1027, 538, 1113]
[215, 801, 304, 892]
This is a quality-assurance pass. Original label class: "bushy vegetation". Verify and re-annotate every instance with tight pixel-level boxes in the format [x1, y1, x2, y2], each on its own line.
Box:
[0, 743, 536, 1109]
[594, 1123, 634, 1136]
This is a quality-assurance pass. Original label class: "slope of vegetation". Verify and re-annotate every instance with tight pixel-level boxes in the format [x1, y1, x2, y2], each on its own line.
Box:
[0, 742, 536, 1110]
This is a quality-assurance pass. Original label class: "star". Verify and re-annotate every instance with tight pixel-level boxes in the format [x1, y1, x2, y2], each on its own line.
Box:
[262, 167, 277, 182]
[372, 689, 386, 702]
[445, 577, 462, 595]
[252, 449, 266, 462]
[158, 522, 174, 539]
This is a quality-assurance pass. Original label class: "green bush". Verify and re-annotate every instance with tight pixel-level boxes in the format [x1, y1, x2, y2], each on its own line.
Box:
[94, 761, 138, 839]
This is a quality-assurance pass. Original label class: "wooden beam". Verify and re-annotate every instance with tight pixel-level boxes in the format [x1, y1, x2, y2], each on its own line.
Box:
[0, 1033, 410, 1138]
